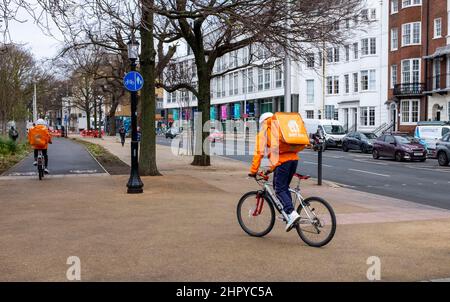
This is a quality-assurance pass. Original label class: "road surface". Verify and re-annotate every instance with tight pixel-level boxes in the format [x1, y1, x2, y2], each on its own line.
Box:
[3, 138, 106, 177]
[157, 135, 450, 209]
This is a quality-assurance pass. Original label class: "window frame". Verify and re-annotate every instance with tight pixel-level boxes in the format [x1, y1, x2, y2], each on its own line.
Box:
[434, 18, 442, 39]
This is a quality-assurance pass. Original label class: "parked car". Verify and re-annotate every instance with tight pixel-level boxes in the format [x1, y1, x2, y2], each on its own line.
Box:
[303, 119, 346, 150]
[372, 133, 427, 162]
[165, 127, 181, 139]
[342, 131, 377, 153]
[435, 133, 450, 166]
[209, 128, 224, 142]
[414, 121, 450, 155]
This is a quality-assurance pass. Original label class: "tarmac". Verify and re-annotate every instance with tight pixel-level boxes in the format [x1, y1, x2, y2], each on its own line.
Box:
[0, 135, 449, 281]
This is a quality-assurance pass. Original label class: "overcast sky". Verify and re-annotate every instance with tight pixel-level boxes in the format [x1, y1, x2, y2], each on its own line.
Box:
[7, 5, 63, 60]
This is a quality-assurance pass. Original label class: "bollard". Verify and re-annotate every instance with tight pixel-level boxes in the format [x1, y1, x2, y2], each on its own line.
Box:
[234, 126, 238, 156]
[318, 146, 323, 186]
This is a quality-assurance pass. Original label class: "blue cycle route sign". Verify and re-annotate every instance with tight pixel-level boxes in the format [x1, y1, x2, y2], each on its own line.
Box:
[123, 71, 144, 92]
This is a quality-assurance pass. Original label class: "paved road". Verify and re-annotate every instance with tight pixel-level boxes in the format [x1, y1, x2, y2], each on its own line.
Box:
[157, 135, 450, 209]
[3, 138, 106, 177]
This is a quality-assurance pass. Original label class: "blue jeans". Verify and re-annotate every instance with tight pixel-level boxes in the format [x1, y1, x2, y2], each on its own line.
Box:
[273, 160, 298, 215]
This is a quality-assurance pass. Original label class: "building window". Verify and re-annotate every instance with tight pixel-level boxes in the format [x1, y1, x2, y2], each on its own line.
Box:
[402, 22, 421, 46]
[247, 68, 254, 93]
[306, 54, 315, 68]
[361, 70, 376, 91]
[353, 42, 359, 59]
[221, 76, 226, 97]
[433, 59, 441, 89]
[306, 110, 314, 119]
[370, 9, 376, 20]
[391, 65, 398, 89]
[401, 100, 419, 124]
[275, 65, 283, 88]
[361, 9, 368, 21]
[391, 28, 398, 51]
[258, 68, 263, 91]
[402, 0, 422, 8]
[344, 74, 350, 93]
[361, 38, 376, 55]
[326, 76, 333, 95]
[434, 18, 442, 38]
[401, 58, 420, 84]
[369, 107, 375, 126]
[345, 45, 350, 61]
[325, 105, 335, 120]
[327, 48, 333, 63]
[327, 47, 340, 63]
[334, 109, 339, 121]
[264, 66, 271, 90]
[360, 107, 368, 126]
[333, 76, 340, 94]
[391, 0, 399, 14]
[334, 47, 340, 62]
[306, 80, 314, 104]
[234, 72, 239, 95]
[353, 73, 359, 92]
[229, 74, 234, 96]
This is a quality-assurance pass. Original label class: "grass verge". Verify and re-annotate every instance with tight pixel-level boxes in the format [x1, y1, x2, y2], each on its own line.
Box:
[71, 138, 129, 175]
[0, 137, 31, 175]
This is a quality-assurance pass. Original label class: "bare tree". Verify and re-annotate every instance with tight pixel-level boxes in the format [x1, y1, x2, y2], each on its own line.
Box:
[152, 0, 365, 166]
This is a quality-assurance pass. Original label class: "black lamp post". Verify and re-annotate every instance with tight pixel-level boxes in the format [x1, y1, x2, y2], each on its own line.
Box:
[126, 36, 144, 194]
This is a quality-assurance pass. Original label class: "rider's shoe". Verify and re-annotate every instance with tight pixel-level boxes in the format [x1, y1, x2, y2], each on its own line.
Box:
[285, 211, 301, 232]
[33, 161, 37, 166]
[44, 168, 50, 174]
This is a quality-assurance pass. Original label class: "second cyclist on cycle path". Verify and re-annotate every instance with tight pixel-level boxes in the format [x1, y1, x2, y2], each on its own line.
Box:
[28, 118, 52, 174]
[248, 112, 304, 232]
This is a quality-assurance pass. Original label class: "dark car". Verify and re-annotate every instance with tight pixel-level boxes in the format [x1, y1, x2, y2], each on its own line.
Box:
[342, 132, 377, 153]
[372, 134, 427, 162]
[435, 133, 450, 166]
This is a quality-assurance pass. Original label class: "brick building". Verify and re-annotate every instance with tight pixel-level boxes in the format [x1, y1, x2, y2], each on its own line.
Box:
[388, 0, 449, 133]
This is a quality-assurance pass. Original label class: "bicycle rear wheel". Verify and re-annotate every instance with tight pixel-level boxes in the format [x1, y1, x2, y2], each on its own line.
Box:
[237, 191, 275, 237]
[295, 197, 336, 247]
[38, 166, 44, 180]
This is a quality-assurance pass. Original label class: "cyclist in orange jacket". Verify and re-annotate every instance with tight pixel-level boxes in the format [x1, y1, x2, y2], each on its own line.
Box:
[248, 112, 301, 232]
[28, 119, 52, 174]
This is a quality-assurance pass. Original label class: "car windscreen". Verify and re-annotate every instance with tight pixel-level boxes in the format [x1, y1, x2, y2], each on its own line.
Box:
[323, 125, 346, 135]
[395, 136, 418, 144]
[361, 133, 377, 139]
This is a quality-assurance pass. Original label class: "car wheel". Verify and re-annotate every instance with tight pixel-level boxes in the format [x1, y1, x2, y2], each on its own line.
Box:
[372, 149, 379, 159]
[395, 151, 403, 162]
[342, 144, 349, 152]
[438, 151, 449, 166]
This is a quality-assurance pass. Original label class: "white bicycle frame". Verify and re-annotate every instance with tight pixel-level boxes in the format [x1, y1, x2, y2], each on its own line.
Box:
[262, 179, 319, 226]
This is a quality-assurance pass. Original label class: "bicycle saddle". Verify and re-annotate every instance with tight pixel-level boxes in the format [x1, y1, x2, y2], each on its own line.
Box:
[294, 173, 310, 180]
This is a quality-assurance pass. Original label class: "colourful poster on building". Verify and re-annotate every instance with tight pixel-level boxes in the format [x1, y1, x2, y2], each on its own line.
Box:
[210, 106, 216, 120]
[234, 103, 241, 119]
[221, 105, 227, 120]
[172, 109, 179, 121]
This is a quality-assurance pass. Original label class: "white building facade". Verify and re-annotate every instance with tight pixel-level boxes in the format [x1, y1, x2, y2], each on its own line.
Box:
[163, 0, 390, 132]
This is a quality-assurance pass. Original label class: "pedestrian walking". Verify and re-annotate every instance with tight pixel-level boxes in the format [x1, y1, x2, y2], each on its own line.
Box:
[8, 126, 19, 142]
[119, 126, 126, 147]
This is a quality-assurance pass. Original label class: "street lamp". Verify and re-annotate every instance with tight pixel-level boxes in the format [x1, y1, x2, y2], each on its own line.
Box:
[126, 35, 144, 194]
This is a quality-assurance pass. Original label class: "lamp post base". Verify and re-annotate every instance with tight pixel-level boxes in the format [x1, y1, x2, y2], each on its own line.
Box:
[127, 186, 144, 194]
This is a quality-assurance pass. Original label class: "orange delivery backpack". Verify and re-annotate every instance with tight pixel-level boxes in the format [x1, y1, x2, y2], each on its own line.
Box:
[29, 126, 49, 149]
[270, 112, 310, 153]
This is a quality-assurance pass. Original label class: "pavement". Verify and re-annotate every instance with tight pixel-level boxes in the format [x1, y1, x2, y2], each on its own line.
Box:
[2, 137, 106, 178]
[156, 135, 450, 209]
[0, 135, 450, 281]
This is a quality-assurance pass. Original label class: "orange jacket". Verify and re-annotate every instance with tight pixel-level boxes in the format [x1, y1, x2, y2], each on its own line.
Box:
[28, 125, 52, 149]
[249, 120, 299, 174]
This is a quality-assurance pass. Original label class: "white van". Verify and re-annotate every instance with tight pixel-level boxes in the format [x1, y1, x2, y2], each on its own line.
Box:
[414, 121, 450, 152]
[303, 119, 346, 149]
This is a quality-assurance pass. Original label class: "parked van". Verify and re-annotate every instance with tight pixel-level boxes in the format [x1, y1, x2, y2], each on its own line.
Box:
[303, 119, 346, 150]
[414, 121, 450, 153]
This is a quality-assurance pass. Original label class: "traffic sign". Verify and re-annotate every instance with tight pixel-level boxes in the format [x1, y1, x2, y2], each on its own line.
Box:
[123, 71, 144, 92]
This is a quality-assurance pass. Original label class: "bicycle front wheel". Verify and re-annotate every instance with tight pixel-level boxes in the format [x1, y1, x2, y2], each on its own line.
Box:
[237, 191, 275, 237]
[296, 197, 336, 247]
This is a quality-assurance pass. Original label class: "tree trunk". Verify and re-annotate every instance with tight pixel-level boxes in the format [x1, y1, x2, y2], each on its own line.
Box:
[108, 99, 118, 136]
[139, 0, 161, 176]
[86, 106, 91, 131]
[191, 70, 211, 166]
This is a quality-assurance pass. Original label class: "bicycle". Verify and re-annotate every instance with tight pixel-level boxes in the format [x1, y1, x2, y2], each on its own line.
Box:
[237, 171, 336, 247]
[36, 150, 45, 180]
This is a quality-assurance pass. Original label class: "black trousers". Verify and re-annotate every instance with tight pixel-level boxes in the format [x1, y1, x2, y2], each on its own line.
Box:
[34, 149, 48, 168]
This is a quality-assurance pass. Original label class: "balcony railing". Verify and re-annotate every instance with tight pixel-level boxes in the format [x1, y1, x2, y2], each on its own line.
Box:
[393, 83, 425, 97]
